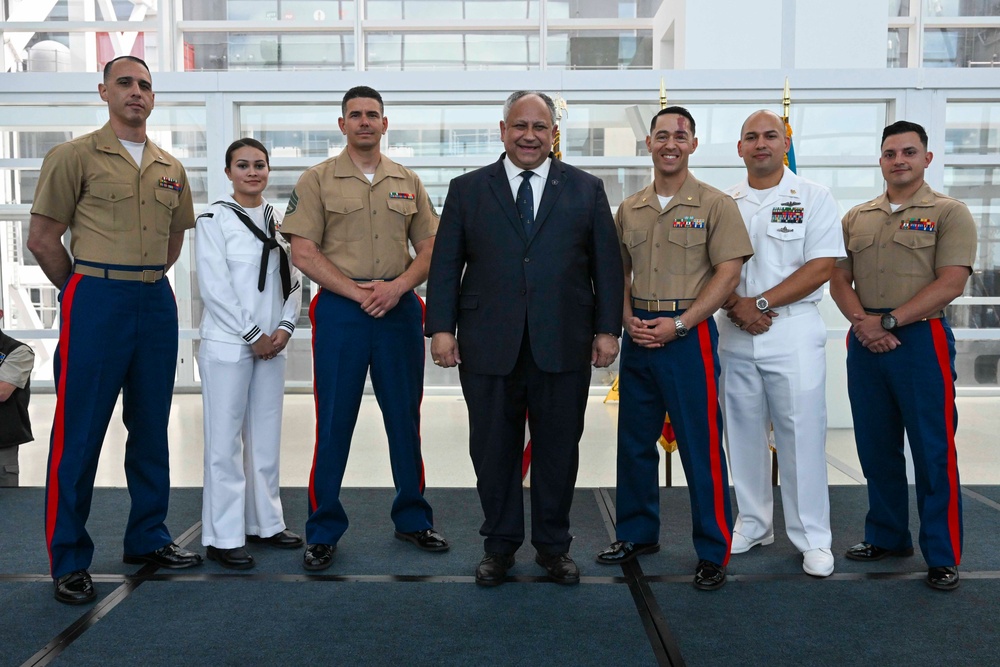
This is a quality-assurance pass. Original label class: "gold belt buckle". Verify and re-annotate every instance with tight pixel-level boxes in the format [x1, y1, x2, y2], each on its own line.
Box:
[141, 269, 158, 283]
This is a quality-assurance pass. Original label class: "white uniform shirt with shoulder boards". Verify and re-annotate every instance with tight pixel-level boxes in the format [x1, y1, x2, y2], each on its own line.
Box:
[726, 166, 846, 304]
[196, 196, 303, 347]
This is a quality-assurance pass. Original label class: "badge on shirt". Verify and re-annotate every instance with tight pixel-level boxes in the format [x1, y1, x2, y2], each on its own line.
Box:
[900, 218, 936, 232]
[158, 177, 183, 192]
[285, 189, 299, 216]
[672, 217, 705, 229]
[389, 192, 415, 200]
[771, 206, 804, 224]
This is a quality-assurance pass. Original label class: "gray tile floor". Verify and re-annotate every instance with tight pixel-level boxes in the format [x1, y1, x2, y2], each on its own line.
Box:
[18, 394, 1000, 488]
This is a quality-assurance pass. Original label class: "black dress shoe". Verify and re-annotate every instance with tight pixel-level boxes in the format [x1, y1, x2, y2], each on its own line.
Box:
[394, 528, 450, 552]
[693, 560, 727, 591]
[595, 540, 660, 565]
[207, 546, 255, 570]
[927, 566, 960, 591]
[475, 552, 515, 587]
[247, 530, 304, 549]
[54, 570, 96, 605]
[123, 542, 203, 569]
[303, 543, 336, 571]
[844, 542, 915, 561]
[535, 552, 580, 585]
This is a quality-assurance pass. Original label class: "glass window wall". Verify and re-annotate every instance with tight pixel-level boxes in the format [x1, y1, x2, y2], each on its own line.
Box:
[366, 0, 538, 20]
[366, 32, 540, 70]
[945, 103, 1000, 155]
[546, 30, 652, 69]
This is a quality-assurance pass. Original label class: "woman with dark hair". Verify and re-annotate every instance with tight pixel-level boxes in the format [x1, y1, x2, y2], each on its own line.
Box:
[195, 138, 303, 569]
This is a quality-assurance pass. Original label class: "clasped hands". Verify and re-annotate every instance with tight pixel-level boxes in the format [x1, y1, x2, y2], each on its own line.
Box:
[251, 329, 291, 360]
[849, 312, 900, 354]
[722, 295, 777, 336]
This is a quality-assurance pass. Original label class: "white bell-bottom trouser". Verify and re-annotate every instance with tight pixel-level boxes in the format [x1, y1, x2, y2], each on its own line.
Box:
[718, 303, 832, 552]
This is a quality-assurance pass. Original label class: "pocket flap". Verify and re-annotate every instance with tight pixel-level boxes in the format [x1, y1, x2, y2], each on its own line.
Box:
[90, 182, 134, 202]
[847, 234, 875, 253]
[326, 197, 364, 215]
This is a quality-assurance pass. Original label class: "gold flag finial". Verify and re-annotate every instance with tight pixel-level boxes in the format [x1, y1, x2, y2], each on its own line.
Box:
[783, 77, 791, 119]
[659, 78, 667, 110]
[552, 95, 567, 160]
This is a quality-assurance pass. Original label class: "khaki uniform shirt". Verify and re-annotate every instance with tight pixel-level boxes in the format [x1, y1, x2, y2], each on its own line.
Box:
[837, 182, 977, 308]
[617, 173, 753, 300]
[280, 148, 438, 279]
[31, 123, 195, 266]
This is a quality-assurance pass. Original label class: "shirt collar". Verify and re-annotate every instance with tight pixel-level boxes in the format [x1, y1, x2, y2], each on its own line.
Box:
[503, 155, 551, 184]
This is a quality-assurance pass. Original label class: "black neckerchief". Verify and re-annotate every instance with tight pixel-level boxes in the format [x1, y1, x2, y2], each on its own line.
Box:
[214, 200, 291, 300]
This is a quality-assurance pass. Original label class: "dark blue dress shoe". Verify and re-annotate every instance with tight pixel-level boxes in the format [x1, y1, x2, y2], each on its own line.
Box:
[303, 543, 336, 571]
[394, 528, 450, 552]
[535, 552, 580, 584]
[475, 552, 515, 587]
[844, 542, 914, 561]
[694, 560, 727, 591]
[207, 546, 255, 570]
[54, 570, 96, 605]
[247, 529, 304, 549]
[123, 542, 203, 569]
[595, 540, 660, 565]
[926, 566, 960, 590]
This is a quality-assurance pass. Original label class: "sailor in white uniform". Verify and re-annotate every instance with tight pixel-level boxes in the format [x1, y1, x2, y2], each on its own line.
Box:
[196, 138, 303, 569]
[718, 111, 845, 577]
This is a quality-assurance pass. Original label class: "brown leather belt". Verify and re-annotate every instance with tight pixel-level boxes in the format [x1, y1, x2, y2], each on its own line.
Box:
[74, 264, 164, 283]
[631, 297, 695, 313]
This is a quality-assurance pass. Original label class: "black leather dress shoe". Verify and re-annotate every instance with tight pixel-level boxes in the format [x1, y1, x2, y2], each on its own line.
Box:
[123, 543, 203, 569]
[535, 552, 580, 585]
[54, 570, 96, 605]
[844, 542, 915, 561]
[927, 566, 960, 591]
[693, 560, 727, 591]
[303, 543, 336, 571]
[475, 552, 515, 587]
[595, 540, 660, 565]
[394, 528, 450, 552]
[207, 546, 255, 570]
[247, 530, 304, 549]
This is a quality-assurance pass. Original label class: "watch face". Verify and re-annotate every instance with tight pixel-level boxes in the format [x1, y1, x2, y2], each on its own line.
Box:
[881, 313, 897, 330]
[756, 297, 768, 311]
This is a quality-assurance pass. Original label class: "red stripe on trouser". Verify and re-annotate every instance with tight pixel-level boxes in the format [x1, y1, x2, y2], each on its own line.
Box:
[930, 319, 962, 565]
[415, 290, 427, 492]
[46, 274, 83, 569]
[697, 321, 731, 565]
[307, 290, 321, 514]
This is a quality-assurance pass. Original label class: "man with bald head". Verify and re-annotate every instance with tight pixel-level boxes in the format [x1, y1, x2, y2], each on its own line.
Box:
[719, 110, 845, 577]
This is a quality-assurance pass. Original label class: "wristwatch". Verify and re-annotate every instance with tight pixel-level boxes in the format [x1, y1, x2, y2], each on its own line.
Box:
[880, 312, 898, 331]
[755, 294, 769, 312]
[673, 317, 689, 338]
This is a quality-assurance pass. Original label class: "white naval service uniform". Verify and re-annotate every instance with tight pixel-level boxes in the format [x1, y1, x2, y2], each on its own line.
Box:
[196, 196, 302, 549]
[718, 167, 845, 553]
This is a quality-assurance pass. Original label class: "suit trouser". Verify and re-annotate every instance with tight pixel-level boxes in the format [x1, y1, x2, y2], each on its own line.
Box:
[847, 317, 963, 568]
[718, 303, 832, 552]
[459, 331, 590, 555]
[45, 271, 176, 578]
[199, 340, 288, 548]
[0, 446, 18, 487]
[305, 289, 433, 546]
[616, 310, 732, 566]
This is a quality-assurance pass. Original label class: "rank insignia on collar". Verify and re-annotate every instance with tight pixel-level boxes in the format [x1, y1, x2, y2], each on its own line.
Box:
[771, 206, 804, 224]
[672, 217, 705, 229]
[389, 192, 415, 200]
[158, 177, 183, 192]
[900, 218, 936, 232]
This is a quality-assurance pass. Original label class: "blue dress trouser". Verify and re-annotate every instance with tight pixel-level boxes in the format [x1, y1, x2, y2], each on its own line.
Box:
[846, 317, 963, 567]
[46, 269, 177, 578]
[305, 289, 433, 546]
[616, 309, 733, 566]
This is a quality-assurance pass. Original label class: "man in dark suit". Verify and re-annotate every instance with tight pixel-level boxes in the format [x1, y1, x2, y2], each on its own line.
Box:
[425, 90, 624, 587]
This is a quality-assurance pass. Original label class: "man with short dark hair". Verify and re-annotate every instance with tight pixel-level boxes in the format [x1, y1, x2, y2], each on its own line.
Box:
[282, 85, 448, 572]
[830, 120, 977, 591]
[28, 55, 201, 606]
[426, 90, 623, 587]
[596, 106, 752, 591]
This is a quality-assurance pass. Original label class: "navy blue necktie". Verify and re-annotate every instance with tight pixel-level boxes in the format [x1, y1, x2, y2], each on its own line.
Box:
[516, 170, 535, 233]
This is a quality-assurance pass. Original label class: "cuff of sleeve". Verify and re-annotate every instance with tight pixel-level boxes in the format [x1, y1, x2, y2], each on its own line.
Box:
[241, 325, 264, 345]
[278, 320, 296, 334]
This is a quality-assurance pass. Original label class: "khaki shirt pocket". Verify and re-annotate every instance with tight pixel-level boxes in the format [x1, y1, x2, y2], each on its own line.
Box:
[89, 182, 135, 231]
[386, 199, 417, 241]
[324, 197, 366, 241]
[667, 227, 708, 275]
[847, 234, 876, 278]
[154, 189, 179, 239]
[892, 230, 936, 278]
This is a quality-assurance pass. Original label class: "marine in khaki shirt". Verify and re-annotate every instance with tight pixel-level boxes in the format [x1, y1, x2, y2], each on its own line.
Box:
[597, 107, 751, 592]
[830, 120, 976, 592]
[281, 86, 447, 573]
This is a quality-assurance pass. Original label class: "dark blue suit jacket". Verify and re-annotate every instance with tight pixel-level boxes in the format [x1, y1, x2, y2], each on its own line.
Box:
[425, 154, 624, 375]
